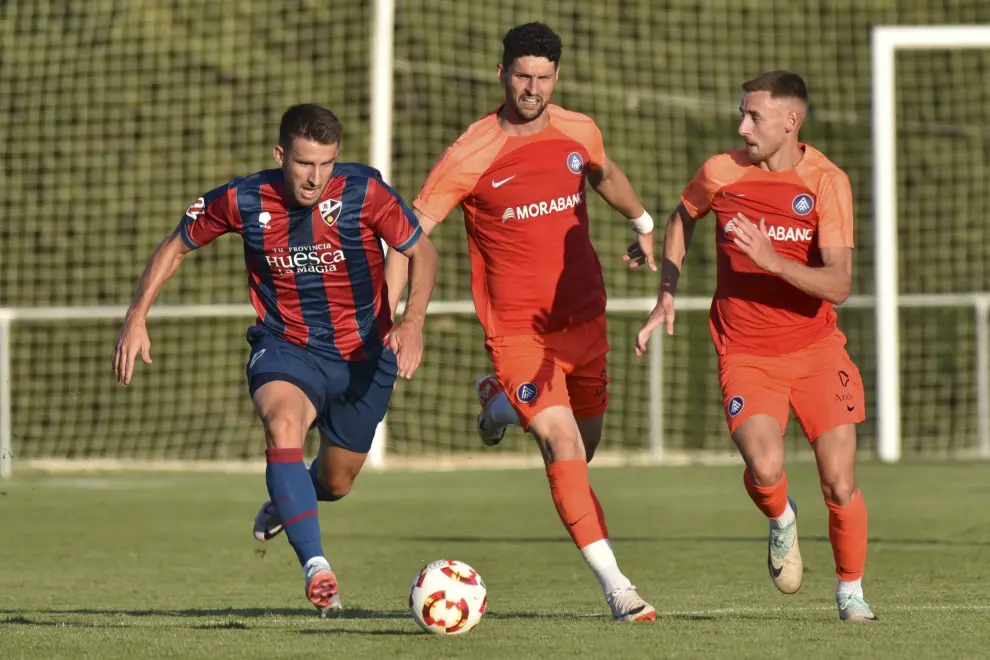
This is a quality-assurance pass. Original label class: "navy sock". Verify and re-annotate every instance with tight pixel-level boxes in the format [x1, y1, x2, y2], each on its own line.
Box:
[308, 460, 337, 502]
[265, 447, 324, 566]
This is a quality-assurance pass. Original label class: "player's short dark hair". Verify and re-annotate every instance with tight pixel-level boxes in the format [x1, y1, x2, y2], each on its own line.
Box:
[501, 22, 562, 70]
[278, 104, 343, 149]
[742, 71, 809, 105]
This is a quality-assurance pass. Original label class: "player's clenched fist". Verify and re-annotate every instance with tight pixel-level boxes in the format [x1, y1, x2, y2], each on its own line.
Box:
[634, 292, 675, 356]
[390, 318, 424, 380]
[112, 319, 153, 385]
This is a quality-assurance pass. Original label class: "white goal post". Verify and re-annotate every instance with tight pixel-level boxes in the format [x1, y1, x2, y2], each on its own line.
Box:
[871, 25, 990, 462]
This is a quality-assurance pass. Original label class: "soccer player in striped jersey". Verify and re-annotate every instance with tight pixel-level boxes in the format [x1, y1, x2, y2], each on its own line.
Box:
[384, 22, 657, 622]
[635, 71, 877, 622]
[112, 104, 438, 615]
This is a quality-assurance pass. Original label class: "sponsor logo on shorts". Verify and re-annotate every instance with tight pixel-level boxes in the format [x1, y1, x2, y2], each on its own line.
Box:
[727, 395, 745, 418]
[566, 151, 584, 174]
[835, 392, 855, 412]
[248, 348, 266, 369]
[792, 193, 814, 216]
[837, 370, 855, 411]
[516, 382, 539, 404]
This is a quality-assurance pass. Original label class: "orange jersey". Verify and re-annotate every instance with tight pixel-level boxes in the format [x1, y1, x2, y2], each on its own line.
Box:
[680, 145, 854, 357]
[413, 104, 607, 338]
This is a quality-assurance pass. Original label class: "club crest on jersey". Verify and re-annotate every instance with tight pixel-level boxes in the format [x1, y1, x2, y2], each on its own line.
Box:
[728, 395, 745, 418]
[792, 193, 815, 216]
[566, 151, 584, 175]
[319, 198, 342, 227]
[516, 382, 539, 404]
[258, 212, 271, 230]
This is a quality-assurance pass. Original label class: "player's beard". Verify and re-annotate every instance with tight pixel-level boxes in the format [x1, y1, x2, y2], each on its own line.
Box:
[512, 93, 548, 122]
[744, 140, 772, 164]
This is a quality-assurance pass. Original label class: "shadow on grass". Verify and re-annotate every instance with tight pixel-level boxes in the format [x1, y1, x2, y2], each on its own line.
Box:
[0, 607, 605, 635]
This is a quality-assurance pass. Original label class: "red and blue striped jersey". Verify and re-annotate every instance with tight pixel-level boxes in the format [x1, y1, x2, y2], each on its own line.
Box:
[177, 164, 421, 361]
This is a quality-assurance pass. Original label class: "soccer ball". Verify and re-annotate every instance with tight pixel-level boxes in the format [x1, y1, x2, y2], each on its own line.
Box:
[408, 559, 487, 635]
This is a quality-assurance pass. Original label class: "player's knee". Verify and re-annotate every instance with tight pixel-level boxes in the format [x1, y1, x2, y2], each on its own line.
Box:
[532, 418, 584, 463]
[325, 474, 355, 500]
[746, 456, 785, 487]
[820, 477, 856, 505]
[263, 415, 306, 448]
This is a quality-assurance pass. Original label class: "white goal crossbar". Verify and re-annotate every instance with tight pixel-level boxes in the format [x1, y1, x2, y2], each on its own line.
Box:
[871, 25, 990, 462]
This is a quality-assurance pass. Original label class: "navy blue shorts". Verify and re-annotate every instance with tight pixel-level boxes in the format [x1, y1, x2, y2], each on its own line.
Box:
[245, 332, 398, 454]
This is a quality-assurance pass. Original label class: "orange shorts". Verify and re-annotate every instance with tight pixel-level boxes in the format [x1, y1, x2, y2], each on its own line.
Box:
[486, 315, 610, 431]
[718, 331, 866, 441]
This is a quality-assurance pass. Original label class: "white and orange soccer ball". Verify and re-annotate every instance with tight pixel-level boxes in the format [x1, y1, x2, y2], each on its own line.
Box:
[408, 559, 487, 635]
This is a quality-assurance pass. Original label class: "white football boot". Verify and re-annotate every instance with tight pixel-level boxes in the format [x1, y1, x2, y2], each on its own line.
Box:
[606, 585, 657, 622]
[253, 500, 284, 542]
[767, 497, 803, 594]
[474, 374, 509, 447]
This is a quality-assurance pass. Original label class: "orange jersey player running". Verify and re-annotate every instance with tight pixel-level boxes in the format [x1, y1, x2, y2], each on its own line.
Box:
[385, 22, 658, 622]
[635, 71, 877, 622]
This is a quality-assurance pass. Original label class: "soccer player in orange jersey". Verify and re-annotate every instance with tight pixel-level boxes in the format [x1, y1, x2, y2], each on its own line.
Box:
[634, 71, 877, 622]
[385, 22, 657, 622]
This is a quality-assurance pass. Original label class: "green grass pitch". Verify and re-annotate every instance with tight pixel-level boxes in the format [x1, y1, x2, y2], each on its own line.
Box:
[2, 462, 989, 658]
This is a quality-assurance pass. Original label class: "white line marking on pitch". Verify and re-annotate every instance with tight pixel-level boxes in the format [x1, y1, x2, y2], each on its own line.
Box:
[655, 603, 990, 616]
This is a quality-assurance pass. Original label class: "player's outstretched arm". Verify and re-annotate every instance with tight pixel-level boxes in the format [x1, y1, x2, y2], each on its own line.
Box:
[635, 204, 699, 356]
[730, 213, 851, 304]
[113, 230, 193, 385]
[385, 209, 440, 317]
[589, 157, 657, 272]
[388, 233, 438, 379]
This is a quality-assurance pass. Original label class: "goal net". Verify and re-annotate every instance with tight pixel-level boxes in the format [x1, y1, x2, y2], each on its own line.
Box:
[1, 1, 989, 472]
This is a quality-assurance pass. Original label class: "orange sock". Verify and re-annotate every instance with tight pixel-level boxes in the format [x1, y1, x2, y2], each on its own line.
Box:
[826, 490, 868, 580]
[589, 486, 609, 539]
[743, 468, 789, 519]
[546, 459, 607, 549]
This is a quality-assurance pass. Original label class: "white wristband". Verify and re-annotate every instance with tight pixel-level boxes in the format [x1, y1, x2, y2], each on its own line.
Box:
[630, 210, 654, 234]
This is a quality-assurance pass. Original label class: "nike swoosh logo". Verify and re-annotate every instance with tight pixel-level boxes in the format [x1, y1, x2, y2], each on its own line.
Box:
[768, 554, 783, 579]
[846, 405, 855, 412]
[492, 176, 515, 188]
